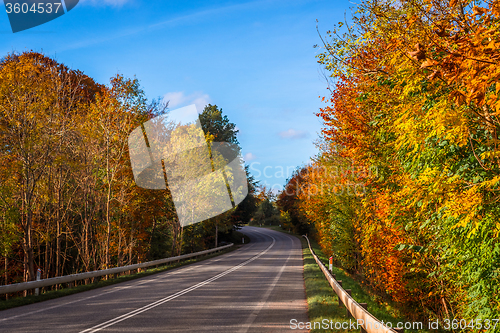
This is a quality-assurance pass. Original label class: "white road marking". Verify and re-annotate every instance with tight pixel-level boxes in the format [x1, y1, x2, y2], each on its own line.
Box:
[0, 241, 255, 323]
[79, 234, 276, 333]
[238, 230, 295, 333]
[0, 265, 196, 323]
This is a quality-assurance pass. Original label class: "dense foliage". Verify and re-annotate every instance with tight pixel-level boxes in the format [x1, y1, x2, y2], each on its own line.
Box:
[0, 52, 256, 294]
[279, 0, 500, 326]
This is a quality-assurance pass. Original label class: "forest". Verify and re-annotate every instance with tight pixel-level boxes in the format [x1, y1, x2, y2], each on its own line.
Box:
[0, 52, 258, 294]
[2, 0, 500, 327]
[278, 0, 500, 325]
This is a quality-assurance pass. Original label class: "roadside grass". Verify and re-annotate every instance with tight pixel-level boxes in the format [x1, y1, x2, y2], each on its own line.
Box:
[303, 237, 440, 333]
[234, 228, 251, 244]
[257, 225, 436, 333]
[0, 230, 247, 312]
[302, 236, 356, 333]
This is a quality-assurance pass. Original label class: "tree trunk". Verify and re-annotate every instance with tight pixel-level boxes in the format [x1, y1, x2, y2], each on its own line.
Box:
[4, 256, 7, 284]
[56, 219, 61, 277]
[128, 221, 134, 265]
[44, 227, 49, 279]
[117, 223, 122, 267]
[4, 256, 7, 300]
[215, 221, 218, 248]
[62, 232, 68, 275]
[147, 218, 157, 260]
[105, 182, 112, 269]
[24, 210, 35, 282]
[171, 222, 178, 257]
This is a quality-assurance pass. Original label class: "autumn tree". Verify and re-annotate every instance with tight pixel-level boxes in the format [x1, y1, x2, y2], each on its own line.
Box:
[293, 0, 500, 323]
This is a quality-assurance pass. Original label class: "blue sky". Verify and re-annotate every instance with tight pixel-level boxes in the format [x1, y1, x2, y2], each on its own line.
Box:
[0, 0, 350, 191]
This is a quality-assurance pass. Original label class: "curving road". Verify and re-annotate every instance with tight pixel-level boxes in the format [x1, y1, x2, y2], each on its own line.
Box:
[0, 227, 308, 332]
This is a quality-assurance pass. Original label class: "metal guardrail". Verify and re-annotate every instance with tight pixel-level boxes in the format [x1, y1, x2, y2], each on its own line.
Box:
[303, 235, 402, 333]
[0, 243, 233, 295]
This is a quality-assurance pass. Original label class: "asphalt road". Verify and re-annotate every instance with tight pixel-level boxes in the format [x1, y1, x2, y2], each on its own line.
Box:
[0, 226, 309, 332]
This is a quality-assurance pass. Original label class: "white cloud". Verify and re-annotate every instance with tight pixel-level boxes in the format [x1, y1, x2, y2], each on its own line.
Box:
[163, 92, 185, 108]
[278, 129, 308, 140]
[243, 152, 256, 162]
[163, 91, 211, 113]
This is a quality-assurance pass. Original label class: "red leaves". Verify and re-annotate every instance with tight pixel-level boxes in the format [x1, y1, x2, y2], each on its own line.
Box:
[408, 43, 426, 60]
[434, 26, 449, 38]
[311, 0, 500, 324]
[427, 70, 441, 80]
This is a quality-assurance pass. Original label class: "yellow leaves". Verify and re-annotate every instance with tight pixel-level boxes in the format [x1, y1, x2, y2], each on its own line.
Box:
[477, 175, 500, 189]
[484, 40, 499, 54]
[311, 0, 500, 320]
[393, 90, 468, 159]
[420, 59, 438, 68]
[472, 6, 488, 16]
[418, 168, 438, 184]
[204, 131, 215, 144]
[491, 2, 500, 17]
[479, 150, 500, 160]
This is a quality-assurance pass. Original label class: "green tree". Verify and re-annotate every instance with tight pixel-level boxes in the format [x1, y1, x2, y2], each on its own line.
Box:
[231, 165, 259, 225]
[197, 104, 255, 246]
[199, 104, 239, 144]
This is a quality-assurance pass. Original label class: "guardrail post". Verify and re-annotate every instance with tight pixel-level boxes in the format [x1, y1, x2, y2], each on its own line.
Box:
[359, 303, 368, 333]
[35, 268, 41, 296]
[345, 289, 352, 318]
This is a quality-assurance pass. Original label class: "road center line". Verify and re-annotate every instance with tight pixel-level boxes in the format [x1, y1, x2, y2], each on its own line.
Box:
[0, 242, 252, 323]
[238, 231, 294, 333]
[79, 235, 276, 333]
